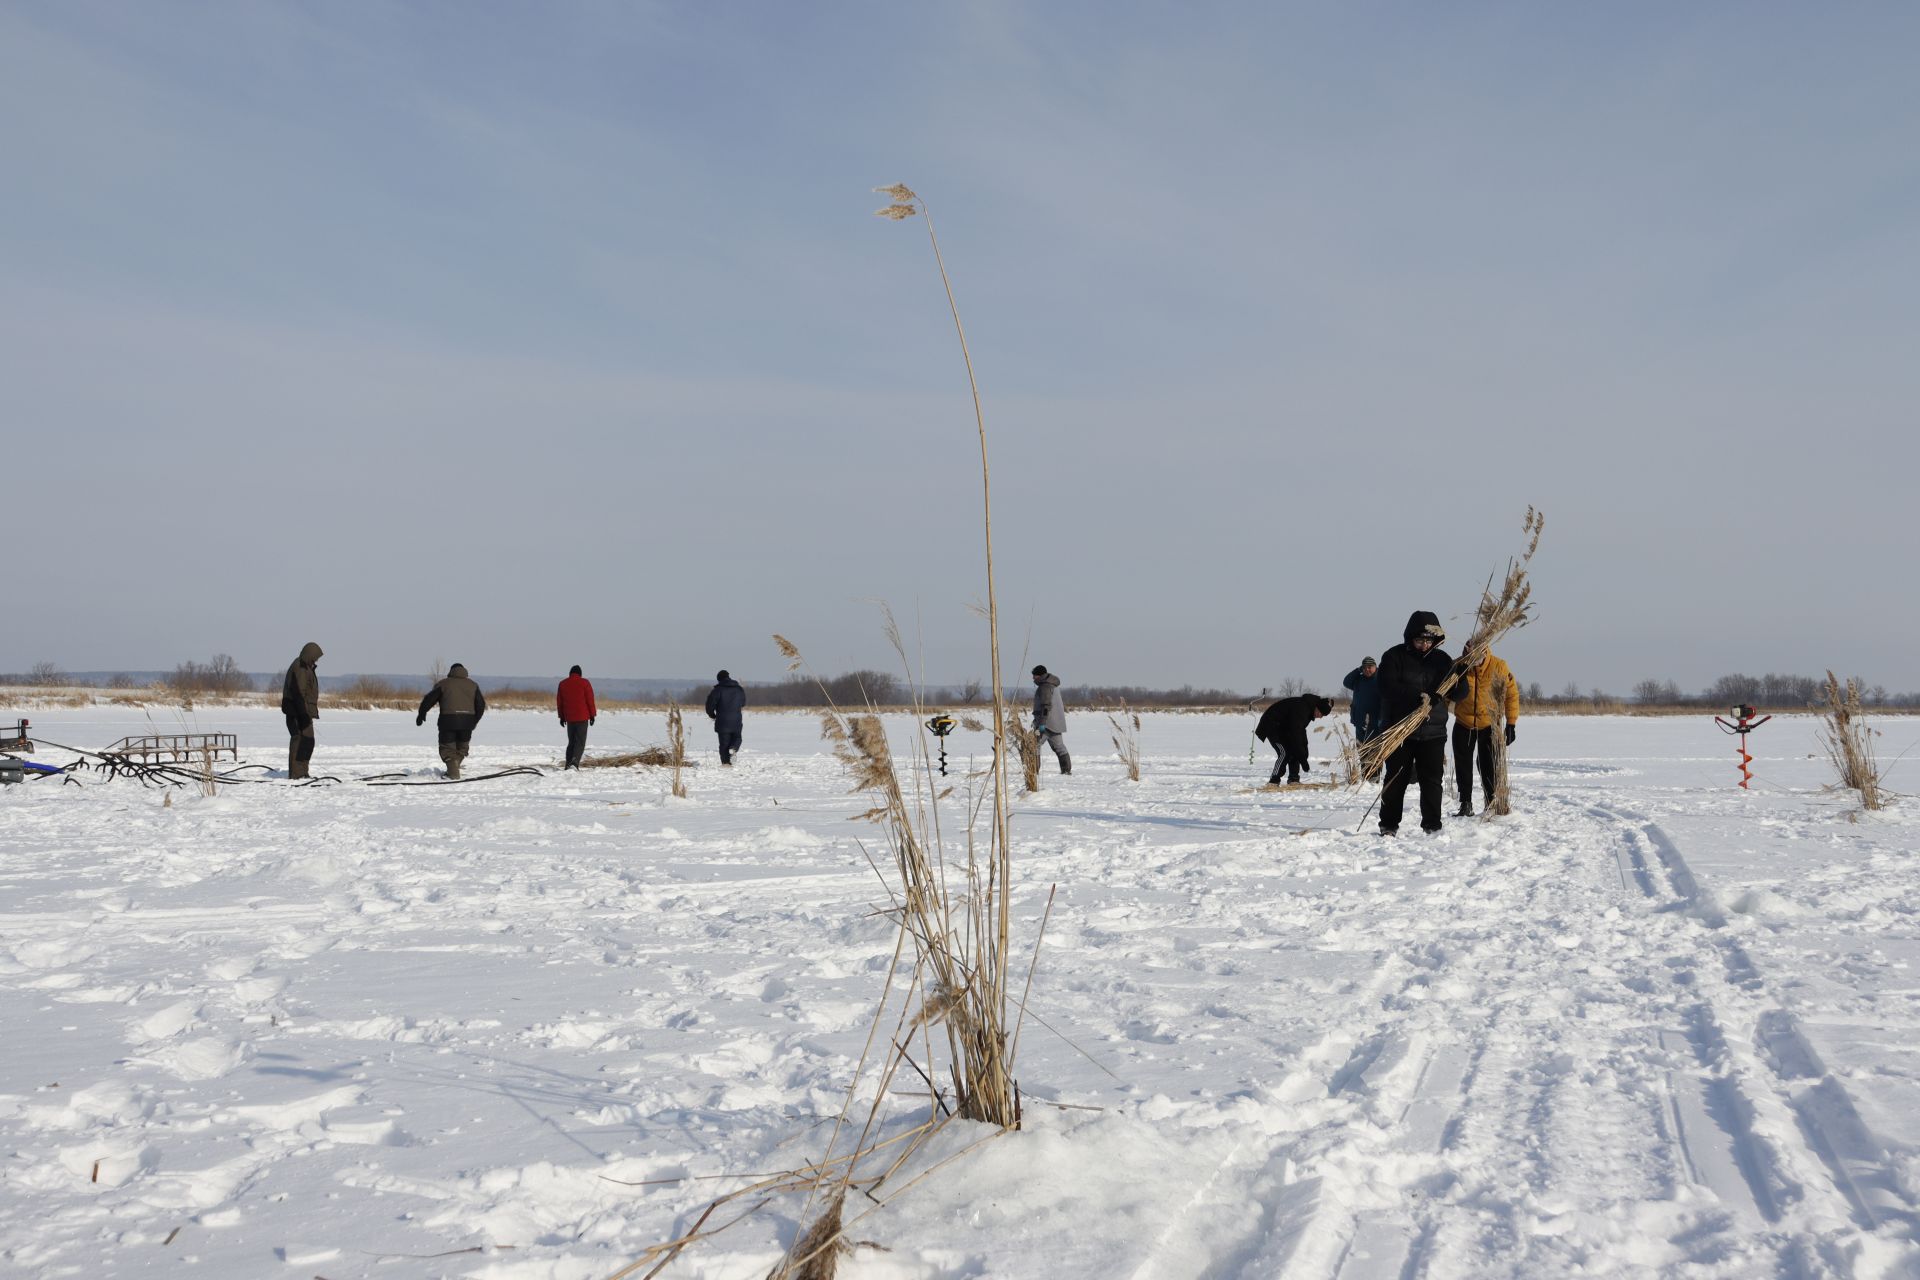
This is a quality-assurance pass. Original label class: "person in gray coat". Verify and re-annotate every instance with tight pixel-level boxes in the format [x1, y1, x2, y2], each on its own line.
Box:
[1031, 665, 1070, 774]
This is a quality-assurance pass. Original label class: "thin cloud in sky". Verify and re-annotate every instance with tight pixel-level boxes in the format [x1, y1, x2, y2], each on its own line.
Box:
[3, 3, 1916, 694]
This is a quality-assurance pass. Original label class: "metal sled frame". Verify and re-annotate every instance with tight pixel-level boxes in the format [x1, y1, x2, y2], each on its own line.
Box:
[102, 732, 240, 764]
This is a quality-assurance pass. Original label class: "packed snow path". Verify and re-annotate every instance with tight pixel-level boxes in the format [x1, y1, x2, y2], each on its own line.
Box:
[1, 708, 1916, 1278]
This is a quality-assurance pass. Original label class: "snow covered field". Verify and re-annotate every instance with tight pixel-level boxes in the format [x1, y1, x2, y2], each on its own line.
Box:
[3, 705, 1918, 1279]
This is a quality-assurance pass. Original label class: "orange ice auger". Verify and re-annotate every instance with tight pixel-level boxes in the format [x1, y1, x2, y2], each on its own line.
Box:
[1713, 703, 1771, 789]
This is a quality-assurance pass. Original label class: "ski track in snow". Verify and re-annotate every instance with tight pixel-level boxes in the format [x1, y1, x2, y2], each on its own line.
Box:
[1, 707, 1917, 1279]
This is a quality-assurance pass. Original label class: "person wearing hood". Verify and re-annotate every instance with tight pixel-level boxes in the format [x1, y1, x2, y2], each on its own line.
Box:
[417, 663, 486, 779]
[557, 665, 597, 770]
[1031, 665, 1070, 774]
[1255, 693, 1332, 784]
[1342, 657, 1383, 743]
[1374, 612, 1468, 835]
[705, 670, 746, 765]
[1452, 650, 1520, 816]
[279, 642, 323, 780]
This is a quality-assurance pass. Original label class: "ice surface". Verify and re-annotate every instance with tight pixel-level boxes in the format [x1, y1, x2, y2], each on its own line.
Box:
[2, 706, 1917, 1277]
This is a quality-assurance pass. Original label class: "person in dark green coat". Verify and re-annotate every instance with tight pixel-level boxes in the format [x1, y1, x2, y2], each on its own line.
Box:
[280, 642, 322, 779]
[417, 663, 487, 778]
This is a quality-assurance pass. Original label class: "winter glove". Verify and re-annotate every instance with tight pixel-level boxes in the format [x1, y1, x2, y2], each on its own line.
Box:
[1451, 659, 1469, 677]
[415, 715, 425, 727]
[589, 717, 596, 727]
[1300, 759, 1311, 772]
[1505, 724, 1516, 746]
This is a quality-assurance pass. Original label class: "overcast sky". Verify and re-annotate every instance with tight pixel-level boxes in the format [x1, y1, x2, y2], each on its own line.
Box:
[4, 3, 1916, 695]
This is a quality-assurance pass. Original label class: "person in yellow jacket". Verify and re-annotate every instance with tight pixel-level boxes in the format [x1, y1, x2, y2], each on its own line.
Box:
[1452, 651, 1520, 816]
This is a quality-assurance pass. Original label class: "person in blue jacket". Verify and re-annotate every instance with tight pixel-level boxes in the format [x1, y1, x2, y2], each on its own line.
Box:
[1342, 657, 1383, 743]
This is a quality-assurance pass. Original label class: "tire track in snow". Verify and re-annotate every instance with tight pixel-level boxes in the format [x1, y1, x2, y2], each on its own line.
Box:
[1595, 802, 1920, 1252]
[1220, 794, 1838, 1279]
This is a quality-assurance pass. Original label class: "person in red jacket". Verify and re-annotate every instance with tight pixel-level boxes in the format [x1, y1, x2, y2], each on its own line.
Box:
[557, 665, 597, 769]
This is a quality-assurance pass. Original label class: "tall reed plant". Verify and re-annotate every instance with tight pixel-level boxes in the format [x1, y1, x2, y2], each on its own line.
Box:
[1820, 670, 1883, 813]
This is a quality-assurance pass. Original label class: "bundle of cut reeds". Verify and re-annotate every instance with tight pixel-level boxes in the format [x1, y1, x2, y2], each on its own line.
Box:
[1359, 507, 1543, 779]
[578, 745, 687, 769]
[1484, 675, 1513, 817]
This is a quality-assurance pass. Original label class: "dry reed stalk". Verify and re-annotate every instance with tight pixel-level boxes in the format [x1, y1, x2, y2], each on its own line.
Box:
[200, 744, 216, 798]
[876, 186, 1017, 1127]
[1820, 670, 1883, 812]
[1108, 704, 1142, 781]
[1314, 720, 1363, 787]
[622, 183, 1038, 1280]
[665, 704, 688, 798]
[1484, 676, 1512, 817]
[1359, 506, 1543, 777]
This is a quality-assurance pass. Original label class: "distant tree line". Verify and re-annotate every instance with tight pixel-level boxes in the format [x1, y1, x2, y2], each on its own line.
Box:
[0, 656, 253, 695]
[679, 673, 1252, 709]
[6, 661, 1919, 711]
[1603, 673, 1919, 710]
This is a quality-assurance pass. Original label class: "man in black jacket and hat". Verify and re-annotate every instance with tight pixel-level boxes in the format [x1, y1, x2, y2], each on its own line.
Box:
[1254, 693, 1332, 785]
[705, 670, 746, 765]
[1375, 611, 1468, 835]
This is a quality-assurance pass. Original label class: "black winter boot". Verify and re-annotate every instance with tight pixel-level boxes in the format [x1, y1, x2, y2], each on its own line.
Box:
[1456, 800, 1473, 817]
[1059, 754, 1071, 775]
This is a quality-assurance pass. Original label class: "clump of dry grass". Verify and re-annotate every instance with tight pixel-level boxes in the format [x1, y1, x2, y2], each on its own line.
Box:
[1108, 704, 1142, 781]
[1361, 506, 1543, 778]
[769, 1192, 846, 1280]
[1008, 722, 1042, 791]
[1820, 670, 1883, 813]
[665, 704, 688, 798]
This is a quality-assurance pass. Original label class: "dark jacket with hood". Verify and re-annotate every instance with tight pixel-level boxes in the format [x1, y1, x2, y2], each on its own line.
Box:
[1255, 694, 1327, 762]
[705, 676, 746, 733]
[1377, 611, 1466, 742]
[420, 664, 486, 723]
[281, 642, 322, 724]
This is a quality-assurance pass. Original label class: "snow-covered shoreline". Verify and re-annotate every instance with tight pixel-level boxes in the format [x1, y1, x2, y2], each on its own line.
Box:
[3, 708, 1917, 1277]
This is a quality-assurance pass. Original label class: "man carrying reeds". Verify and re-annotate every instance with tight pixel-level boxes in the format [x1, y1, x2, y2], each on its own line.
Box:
[1451, 652, 1519, 816]
[280, 641, 322, 780]
[1031, 665, 1071, 774]
[557, 665, 597, 770]
[705, 670, 746, 765]
[1255, 693, 1332, 784]
[1342, 657, 1383, 742]
[1375, 612, 1467, 835]
[417, 663, 486, 779]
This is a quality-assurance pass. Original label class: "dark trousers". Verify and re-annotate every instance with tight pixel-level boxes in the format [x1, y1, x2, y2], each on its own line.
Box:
[1269, 743, 1305, 784]
[285, 714, 314, 779]
[717, 729, 742, 764]
[1351, 714, 1378, 744]
[564, 720, 589, 769]
[1452, 724, 1495, 805]
[437, 714, 476, 777]
[1380, 737, 1446, 833]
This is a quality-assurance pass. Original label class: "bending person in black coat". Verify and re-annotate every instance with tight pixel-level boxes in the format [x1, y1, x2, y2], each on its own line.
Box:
[1255, 694, 1332, 784]
[1374, 611, 1468, 835]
